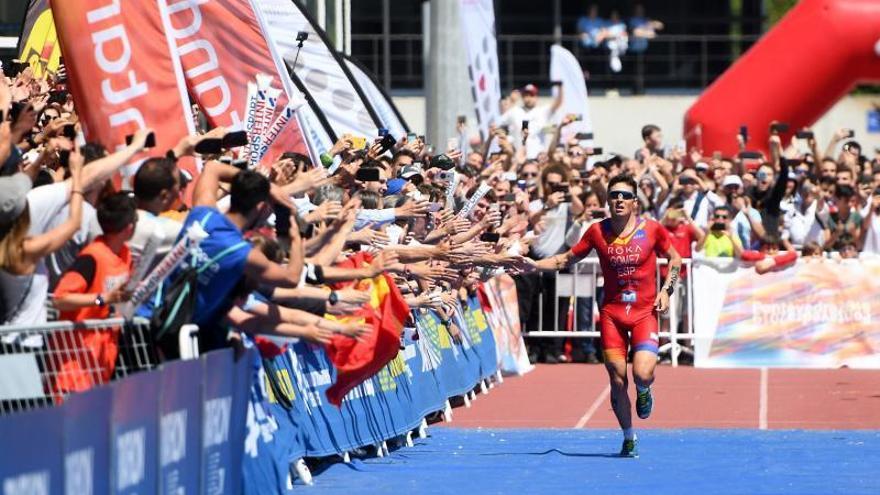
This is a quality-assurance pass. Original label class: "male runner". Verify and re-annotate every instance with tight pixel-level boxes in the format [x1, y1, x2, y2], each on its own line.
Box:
[523, 174, 682, 457]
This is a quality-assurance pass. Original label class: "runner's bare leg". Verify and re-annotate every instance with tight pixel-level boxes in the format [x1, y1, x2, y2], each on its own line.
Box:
[604, 358, 632, 430]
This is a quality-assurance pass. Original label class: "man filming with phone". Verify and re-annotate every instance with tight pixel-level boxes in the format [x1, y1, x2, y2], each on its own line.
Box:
[498, 83, 563, 159]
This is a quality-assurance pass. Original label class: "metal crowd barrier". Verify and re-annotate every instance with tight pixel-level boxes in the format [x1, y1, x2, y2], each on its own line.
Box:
[0, 317, 158, 415]
[525, 258, 695, 367]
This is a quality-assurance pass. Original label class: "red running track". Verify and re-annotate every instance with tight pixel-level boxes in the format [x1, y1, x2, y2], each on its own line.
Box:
[443, 365, 880, 430]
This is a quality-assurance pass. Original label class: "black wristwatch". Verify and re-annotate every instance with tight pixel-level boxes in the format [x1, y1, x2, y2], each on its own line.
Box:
[665, 285, 675, 296]
[95, 294, 107, 307]
[328, 290, 339, 305]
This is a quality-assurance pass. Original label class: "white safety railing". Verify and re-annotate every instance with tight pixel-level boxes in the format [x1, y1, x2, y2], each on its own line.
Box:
[526, 258, 695, 367]
[0, 317, 158, 414]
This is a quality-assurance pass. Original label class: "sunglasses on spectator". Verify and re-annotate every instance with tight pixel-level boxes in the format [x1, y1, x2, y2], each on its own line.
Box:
[714, 214, 729, 220]
[608, 190, 635, 201]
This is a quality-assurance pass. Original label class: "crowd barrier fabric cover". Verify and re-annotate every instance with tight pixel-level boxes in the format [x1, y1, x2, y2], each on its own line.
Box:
[459, 0, 502, 141]
[164, 0, 310, 166]
[344, 55, 410, 138]
[692, 259, 880, 368]
[0, 279, 509, 494]
[48, 0, 198, 190]
[251, 0, 381, 143]
[684, 0, 880, 157]
[549, 45, 594, 147]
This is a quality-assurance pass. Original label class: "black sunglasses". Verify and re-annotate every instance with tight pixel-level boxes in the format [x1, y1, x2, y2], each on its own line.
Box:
[608, 190, 636, 201]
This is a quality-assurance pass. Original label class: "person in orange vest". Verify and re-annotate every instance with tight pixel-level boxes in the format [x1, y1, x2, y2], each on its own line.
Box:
[52, 192, 137, 394]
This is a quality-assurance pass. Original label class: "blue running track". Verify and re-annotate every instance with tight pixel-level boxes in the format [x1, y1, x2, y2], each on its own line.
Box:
[304, 428, 879, 494]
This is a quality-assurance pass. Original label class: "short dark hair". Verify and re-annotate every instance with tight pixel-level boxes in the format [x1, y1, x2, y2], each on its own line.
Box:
[835, 184, 855, 199]
[392, 149, 416, 164]
[133, 158, 176, 201]
[713, 205, 732, 216]
[229, 170, 270, 214]
[280, 152, 311, 169]
[81, 142, 107, 164]
[607, 174, 638, 194]
[641, 124, 661, 141]
[97, 192, 137, 234]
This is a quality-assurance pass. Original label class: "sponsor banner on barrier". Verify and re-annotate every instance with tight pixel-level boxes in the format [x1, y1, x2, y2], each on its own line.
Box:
[230, 347, 255, 494]
[693, 259, 880, 368]
[64, 386, 113, 495]
[111, 370, 160, 495]
[159, 359, 202, 495]
[0, 406, 63, 495]
[480, 276, 534, 375]
[203, 349, 236, 495]
[49, 0, 197, 187]
[465, 295, 500, 379]
[243, 341, 301, 495]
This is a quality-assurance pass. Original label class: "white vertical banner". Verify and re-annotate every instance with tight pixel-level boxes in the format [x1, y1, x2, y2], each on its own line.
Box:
[459, 0, 501, 140]
[549, 44, 594, 145]
[251, 0, 380, 141]
[344, 57, 409, 139]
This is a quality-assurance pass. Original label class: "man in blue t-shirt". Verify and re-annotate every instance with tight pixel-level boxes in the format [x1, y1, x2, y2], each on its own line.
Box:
[143, 160, 306, 350]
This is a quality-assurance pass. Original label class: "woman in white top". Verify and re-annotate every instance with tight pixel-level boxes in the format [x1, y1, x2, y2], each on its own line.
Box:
[0, 156, 83, 327]
[859, 191, 880, 255]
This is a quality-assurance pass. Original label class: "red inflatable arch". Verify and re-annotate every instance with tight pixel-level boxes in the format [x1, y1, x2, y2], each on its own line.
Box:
[684, 0, 880, 157]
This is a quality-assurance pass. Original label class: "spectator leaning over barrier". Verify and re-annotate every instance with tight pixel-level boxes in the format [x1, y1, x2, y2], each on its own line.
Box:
[53, 191, 137, 321]
[0, 160, 82, 330]
[822, 184, 862, 252]
[129, 157, 185, 266]
[697, 205, 742, 258]
[721, 175, 765, 249]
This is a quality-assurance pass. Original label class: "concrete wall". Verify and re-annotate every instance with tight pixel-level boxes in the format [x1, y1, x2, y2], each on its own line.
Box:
[393, 94, 880, 157]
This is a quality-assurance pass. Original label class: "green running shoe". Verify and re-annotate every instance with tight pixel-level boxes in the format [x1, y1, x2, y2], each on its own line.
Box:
[620, 436, 639, 458]
[636, 387, 653, 419]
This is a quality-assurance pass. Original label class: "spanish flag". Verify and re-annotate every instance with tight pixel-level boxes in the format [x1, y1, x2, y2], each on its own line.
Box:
[325, 252, 410, 406]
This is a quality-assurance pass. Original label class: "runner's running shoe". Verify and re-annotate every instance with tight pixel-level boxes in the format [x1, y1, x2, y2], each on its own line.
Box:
[636, 387, 653, 419]
[620, 436, 638, 458]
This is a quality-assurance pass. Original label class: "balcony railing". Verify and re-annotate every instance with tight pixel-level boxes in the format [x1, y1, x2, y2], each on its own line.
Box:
[350, 33, 762, 94]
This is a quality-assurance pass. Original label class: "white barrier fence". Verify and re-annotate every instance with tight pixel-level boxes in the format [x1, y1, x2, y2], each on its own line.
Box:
[0, 318, 158, 414]
[524, 258, 693, 367]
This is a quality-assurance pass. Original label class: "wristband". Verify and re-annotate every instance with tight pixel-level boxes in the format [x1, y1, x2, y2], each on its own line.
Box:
[95, 294, 106, 307]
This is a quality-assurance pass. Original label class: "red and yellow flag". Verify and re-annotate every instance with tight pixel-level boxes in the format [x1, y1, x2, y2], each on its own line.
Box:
[325, 252, 410, 406]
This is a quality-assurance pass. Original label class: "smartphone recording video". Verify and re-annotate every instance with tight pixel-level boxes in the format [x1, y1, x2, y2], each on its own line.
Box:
[355, 168, 381, 182]
[222, 130, 248, 149]
[195, 138, 223, 155]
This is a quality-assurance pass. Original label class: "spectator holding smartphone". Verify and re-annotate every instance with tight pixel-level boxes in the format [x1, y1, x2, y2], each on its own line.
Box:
[697, 206, 743, 258]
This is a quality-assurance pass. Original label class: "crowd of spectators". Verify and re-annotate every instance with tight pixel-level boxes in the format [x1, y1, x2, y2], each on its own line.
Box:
[1, 61, 879, 372]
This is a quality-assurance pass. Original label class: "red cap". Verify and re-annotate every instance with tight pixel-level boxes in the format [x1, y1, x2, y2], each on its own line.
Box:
[522, 84, 538, 96]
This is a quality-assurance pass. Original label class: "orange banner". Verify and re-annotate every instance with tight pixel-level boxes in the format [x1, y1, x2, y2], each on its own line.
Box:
[164, 0, 307, 166]
[49, 0, 197, 187]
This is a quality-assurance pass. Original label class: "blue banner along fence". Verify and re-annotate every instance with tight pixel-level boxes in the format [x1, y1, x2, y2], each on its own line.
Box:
[0, 296, 500, 493]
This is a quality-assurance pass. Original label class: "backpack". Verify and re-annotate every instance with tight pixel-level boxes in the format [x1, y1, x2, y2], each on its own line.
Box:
[149, 213, 247, 360]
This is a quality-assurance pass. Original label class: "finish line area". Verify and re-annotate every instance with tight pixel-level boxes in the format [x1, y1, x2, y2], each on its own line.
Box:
[306, 428, 878, 495]
[303, 364, 880, 494]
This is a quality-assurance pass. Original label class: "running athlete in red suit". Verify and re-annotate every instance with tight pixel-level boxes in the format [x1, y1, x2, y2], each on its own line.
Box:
[523, 174, 682, 457]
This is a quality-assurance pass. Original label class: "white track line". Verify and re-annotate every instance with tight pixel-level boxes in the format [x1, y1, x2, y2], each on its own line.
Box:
[759, 367, 768, 430]
[575, 385, 611, 429]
